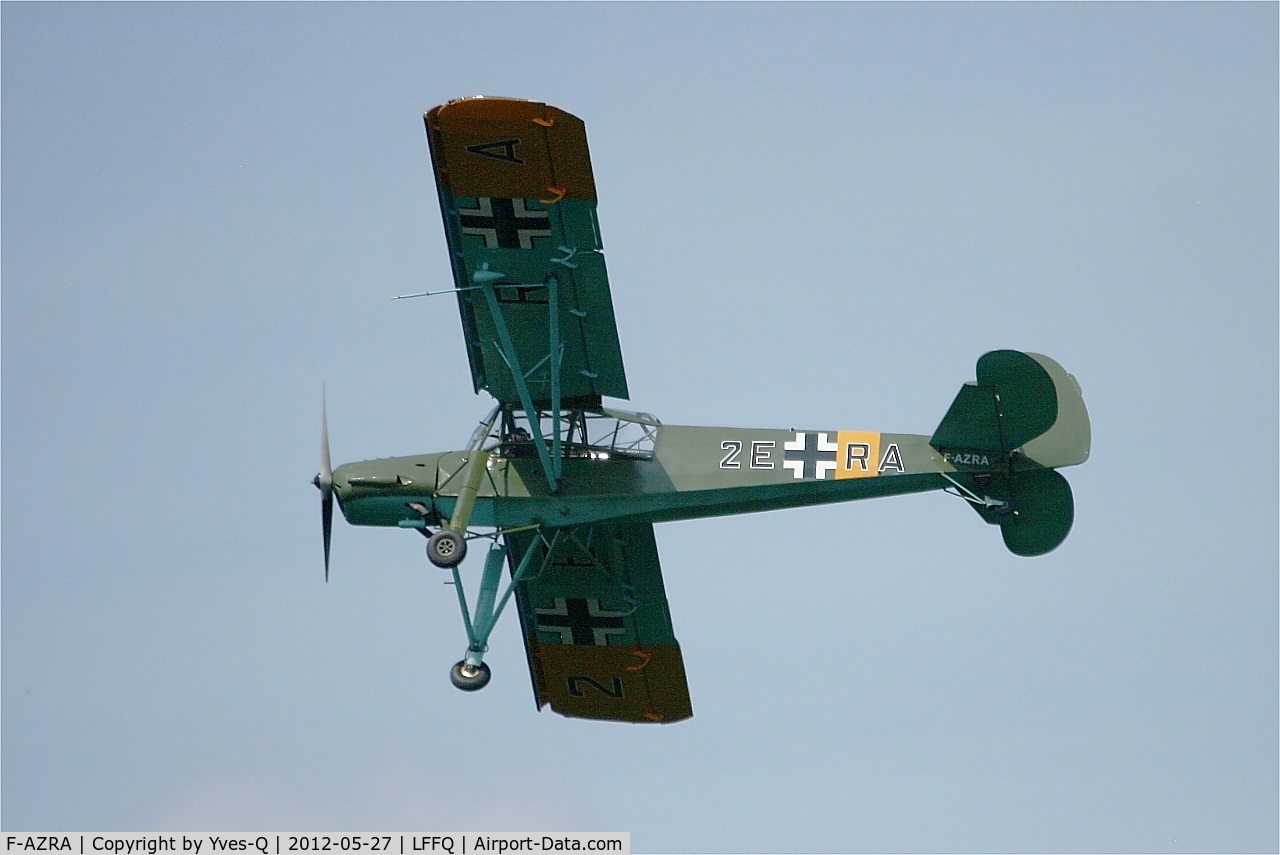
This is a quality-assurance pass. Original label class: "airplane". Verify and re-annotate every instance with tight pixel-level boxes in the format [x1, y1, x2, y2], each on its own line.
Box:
[313, 96, 1091, 724]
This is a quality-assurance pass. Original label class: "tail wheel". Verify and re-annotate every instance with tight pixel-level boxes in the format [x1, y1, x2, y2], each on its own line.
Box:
[450, 661, 491, 691]
[427, 530, 467, 567]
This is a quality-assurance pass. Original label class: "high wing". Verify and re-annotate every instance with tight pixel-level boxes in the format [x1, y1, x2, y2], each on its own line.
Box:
[424, 97, 629, 408]
[504, 522, 692, 724]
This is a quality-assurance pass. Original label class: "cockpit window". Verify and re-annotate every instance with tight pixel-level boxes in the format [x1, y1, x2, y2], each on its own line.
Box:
[491, 408, 660, 459]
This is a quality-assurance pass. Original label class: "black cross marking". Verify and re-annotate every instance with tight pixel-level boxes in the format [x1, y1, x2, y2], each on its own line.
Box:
[458, 198, 552, 249]
[465, 138, 525, 164]
[536, 598, 626, 645]
[784, 432, 837, 480]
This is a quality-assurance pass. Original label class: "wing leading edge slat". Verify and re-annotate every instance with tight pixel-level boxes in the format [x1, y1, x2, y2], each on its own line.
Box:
[425, 97, 628, 406]
[505, 522, 692, 724]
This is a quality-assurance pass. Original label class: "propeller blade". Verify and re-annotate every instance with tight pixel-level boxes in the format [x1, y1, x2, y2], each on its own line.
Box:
[321, 491, 333, 582]
[320, 389, 332, 487]
[317, 389, 334, 582]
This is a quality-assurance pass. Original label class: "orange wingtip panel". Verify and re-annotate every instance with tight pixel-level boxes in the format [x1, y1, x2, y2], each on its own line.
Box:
[528, 640, 693, 724]
[426, 97, 597, 202]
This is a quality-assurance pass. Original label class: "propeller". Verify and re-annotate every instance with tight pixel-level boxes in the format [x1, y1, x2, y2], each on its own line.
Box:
[314, 389, 334, 582]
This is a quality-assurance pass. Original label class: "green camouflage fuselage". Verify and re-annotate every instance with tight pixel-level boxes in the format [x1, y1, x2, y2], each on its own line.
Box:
[334, 424, 1006, 531]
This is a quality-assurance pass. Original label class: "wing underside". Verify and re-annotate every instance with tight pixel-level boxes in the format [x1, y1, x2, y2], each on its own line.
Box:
[504, 521, 692, 724]
[425, 97, 628, 407]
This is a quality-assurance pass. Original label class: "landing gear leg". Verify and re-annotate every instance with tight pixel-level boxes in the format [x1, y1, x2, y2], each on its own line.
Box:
[443, 535, 543, 694]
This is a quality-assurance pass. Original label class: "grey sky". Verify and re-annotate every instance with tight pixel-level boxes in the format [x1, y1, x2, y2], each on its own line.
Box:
[3, 3, 1276, 852]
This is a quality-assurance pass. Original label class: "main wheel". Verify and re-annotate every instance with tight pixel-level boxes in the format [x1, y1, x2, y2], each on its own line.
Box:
[450, 660, 491, 692]
[426, 529, 467, 567]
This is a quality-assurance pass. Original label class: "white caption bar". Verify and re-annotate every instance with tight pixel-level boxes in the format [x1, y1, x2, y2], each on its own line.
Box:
[3, 835, 628, 855]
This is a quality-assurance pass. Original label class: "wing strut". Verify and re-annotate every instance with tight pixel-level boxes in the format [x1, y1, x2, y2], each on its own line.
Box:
[548, 274, 563, 483]
[474, 265, 564, 493]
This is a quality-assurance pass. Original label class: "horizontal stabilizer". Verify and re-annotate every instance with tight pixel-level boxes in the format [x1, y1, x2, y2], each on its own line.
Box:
[958, 468, 1075, 557]
[1000, 468, 1074, 556]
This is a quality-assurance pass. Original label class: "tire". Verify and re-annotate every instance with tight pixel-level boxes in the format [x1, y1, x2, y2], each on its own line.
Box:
[427, 529, 467, 567]
[450, 660, 491, 691]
